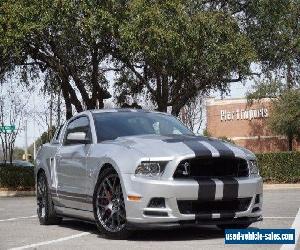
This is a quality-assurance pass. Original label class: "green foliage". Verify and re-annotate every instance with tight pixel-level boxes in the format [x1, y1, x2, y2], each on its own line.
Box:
[256, 152, 300, 183]
[268, 89, 300, 141]
[0, 0, 113, 118]
[28, 126, 56, 156]
[114, 0, 255, 114]
[0, 165, 34, 190]
[247, 78, 284, 102]
[202, 129, 211, 137]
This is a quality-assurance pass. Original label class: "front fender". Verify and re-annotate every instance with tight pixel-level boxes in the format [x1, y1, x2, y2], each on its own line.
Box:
[86, 143, 148, 197]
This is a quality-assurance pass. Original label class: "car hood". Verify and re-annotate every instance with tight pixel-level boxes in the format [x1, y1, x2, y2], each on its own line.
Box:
[113, 134, 255, 160]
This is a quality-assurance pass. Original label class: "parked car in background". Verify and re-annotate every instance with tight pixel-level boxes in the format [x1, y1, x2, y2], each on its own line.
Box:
[0, 160, 34, 168]
[36, 109, 263, 239]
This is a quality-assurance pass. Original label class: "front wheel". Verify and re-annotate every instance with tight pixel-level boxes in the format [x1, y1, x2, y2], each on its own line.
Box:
[93, 167, 131, 239]
[217, 223, 251, 230]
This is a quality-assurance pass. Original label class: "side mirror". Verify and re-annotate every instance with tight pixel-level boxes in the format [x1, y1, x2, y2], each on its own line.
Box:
[66, 132, 91, 144]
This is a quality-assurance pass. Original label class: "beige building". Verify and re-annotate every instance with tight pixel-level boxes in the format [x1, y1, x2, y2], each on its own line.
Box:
[206, 98, 299, 153]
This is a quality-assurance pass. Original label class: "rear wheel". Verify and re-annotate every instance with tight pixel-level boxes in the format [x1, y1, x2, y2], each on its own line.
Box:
[37, 172, 62, 225]
[217, 223, 251, 230]
[93, 167, 131, 239]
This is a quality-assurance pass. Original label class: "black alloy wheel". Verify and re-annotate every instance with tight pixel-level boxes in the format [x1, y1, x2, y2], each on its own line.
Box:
[37, 172, 62, 225]
[94, 167, 131, 239]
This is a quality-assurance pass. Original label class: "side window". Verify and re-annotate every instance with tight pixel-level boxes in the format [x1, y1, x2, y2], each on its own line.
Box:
[64, 116, 91, 145]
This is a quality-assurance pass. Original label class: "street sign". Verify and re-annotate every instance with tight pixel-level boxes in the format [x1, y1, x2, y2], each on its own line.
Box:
[0, 125, 16, 132]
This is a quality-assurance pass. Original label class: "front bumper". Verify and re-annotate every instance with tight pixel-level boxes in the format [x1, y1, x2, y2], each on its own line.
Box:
[122, 174, 263, 225]
[127, 216, 263, 230]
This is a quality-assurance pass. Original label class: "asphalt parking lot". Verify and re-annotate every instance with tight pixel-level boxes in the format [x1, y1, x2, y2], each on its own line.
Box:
[0, 188, 299, 250]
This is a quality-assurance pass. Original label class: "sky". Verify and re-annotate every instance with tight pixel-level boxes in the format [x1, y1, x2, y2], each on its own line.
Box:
[14, 78, 255, 149]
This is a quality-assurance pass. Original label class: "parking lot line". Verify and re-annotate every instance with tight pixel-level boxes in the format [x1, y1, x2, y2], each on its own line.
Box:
[0, 215, 37, 222]
[9, 232, 91, 250]
[264, 217, 295, 219]
[280, 208, 300, 250]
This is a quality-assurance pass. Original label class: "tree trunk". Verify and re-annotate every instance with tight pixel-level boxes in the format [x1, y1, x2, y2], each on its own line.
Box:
[61, 83, 73, 120]
[287, 134, 293, 151]
[171, 105, 181, 117]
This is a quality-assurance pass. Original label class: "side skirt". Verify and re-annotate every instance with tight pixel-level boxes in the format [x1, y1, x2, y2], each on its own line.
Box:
[55, 205, 95, 222]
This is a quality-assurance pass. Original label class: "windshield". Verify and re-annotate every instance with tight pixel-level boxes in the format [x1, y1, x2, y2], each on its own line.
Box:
[93, 111, 193, 142]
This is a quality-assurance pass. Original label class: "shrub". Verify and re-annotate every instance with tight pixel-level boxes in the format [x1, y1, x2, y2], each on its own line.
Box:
[0, 164, 35, 190]
[256, 152, 300, 183]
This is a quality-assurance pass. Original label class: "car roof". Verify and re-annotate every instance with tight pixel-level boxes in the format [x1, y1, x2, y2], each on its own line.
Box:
[74, 109, 171, 117]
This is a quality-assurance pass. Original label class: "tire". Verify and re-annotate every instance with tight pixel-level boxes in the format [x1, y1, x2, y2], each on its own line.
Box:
[93, 167, 131, 239]
[36, 172, 62, 225]
[217, 223, 252, 230]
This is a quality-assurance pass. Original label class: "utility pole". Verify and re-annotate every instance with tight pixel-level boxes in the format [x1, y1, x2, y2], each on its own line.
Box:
[57, 89, 61, 127]
[33, 95, 36, 161]
[24, 119, 28, 161]
[49, 91, 53, 140]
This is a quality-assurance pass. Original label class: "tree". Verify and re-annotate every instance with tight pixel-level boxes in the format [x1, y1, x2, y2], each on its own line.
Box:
[244, 0, 300, 89]
[28, 126, 56, 157]
[242, 0, 300, 150]
[179, 95, 204, 133]
[113, 0, 255, 115]
[13, 147, 25, 160]
[0, 0, 114, 119]
[268, 89, 300, 151]
[0, 85, 27, 164]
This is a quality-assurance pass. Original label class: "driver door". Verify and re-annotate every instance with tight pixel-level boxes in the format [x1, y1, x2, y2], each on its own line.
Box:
[56, 115, 92, 210]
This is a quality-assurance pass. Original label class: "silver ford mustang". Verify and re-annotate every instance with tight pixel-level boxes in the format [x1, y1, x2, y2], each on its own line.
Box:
[35, 109, 263, 239]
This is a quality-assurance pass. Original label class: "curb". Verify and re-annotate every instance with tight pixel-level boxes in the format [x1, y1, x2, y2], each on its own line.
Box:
[263, 184, 300, 190]
[1, 184, 300, 197]
[0, 190, 35, 197]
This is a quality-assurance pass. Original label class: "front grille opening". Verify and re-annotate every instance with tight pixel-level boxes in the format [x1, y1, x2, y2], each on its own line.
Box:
[147, 198, 166, 208]
[174, 157, 248, 178]
[177, 198, 251, 215]
[143, 211, 168, 217]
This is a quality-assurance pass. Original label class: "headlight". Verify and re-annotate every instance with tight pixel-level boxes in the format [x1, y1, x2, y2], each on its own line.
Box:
[248, 160, 259, 177]
[135, 162, 166, 177]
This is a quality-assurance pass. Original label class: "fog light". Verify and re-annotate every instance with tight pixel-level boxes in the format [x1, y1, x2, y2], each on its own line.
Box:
[147, 198, 165, 208]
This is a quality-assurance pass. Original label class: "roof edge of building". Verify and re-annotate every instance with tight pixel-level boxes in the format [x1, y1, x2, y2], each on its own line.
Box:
[206, 97, 273, 106]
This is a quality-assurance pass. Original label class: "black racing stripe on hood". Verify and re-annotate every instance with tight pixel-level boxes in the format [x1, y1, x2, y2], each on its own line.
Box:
[221, 177, 239, 201]
[162, 135, 208, 143]
[195, 178, 216, 201]
[183, 140, 212, 157]
[205, 140, 235, 158]
[163, 135, 235, 158]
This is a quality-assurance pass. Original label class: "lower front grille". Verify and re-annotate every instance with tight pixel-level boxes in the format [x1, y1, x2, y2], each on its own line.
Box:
[177, 198, 251, 215]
